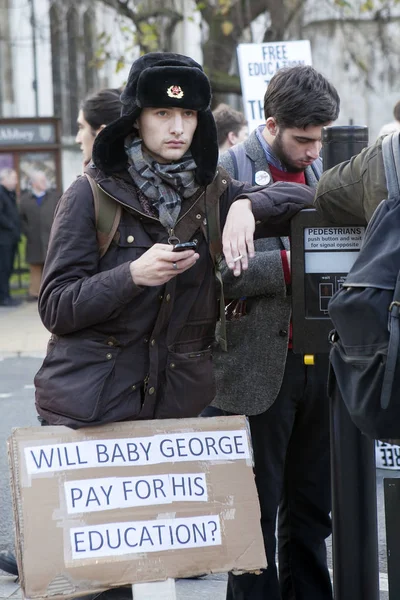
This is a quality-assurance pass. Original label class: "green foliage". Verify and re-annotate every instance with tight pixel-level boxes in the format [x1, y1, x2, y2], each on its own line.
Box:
[360, 0, 374, 11]
[334, 0, 400, 9]
[221, 20, 234, 35]
[334, 0, 352, 7]
[138, 21, 159, 52]
[92, 0, 400, 96]
[217, 0, 232, 16]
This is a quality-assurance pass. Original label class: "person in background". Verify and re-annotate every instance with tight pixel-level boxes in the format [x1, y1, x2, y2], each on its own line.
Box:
[378, 99, 400, 138]
[212, 103, 248, 153]
[19, 171, 59, 301]
[207, 65, 340, 600]
[76, 88, 122, 167]
[0, 168, 21, 307]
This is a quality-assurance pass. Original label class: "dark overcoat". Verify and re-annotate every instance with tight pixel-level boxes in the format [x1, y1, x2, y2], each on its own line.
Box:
[34, 163, 313, 429]
[0, 184, 20, 245]
[19, 190, 59, 263]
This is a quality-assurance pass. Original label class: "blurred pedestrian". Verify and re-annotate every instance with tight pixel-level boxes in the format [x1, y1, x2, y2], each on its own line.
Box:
[76, 88, 122, 168]
[0, 168, 21, 307]
[378, 99, 400, 137]
[212, 103, 248, 153]
[19, 171, 59, 301]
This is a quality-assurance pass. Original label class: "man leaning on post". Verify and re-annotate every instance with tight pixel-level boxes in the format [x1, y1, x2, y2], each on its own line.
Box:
[0, 53, 314, 597]
[205, 66, 340, 600]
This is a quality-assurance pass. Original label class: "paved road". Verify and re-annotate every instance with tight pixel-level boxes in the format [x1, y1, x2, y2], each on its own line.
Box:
[0, 356, 397, 599]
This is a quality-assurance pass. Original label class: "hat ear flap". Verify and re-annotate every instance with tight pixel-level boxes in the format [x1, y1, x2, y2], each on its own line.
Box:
[92, 112, 139, 173]
[191, 109, 218, 186]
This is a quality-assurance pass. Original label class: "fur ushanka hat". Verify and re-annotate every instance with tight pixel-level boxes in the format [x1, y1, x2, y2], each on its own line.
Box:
[92, 52, 219, 186]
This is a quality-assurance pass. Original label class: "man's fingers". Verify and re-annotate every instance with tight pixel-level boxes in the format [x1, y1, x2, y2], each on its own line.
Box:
[168, 253, 199, 273]
[245, 232, 255, 259]
[222, 241, 236, 270]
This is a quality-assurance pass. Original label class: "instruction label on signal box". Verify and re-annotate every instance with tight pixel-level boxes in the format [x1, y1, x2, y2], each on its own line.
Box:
[304, 227, 364, 250]
[303, 226, 365, 317]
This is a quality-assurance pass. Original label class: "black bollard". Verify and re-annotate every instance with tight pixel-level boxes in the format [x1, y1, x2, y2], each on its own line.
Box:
[323, 126, 380, 600]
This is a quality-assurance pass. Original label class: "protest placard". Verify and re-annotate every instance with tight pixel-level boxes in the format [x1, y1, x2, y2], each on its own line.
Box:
[8, 416, 266, 599]
[237, 40, 312, 132]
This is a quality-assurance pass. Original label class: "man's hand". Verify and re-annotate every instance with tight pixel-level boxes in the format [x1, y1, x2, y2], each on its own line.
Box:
[129, 243, 199, 286]
[222, 198, 255, 276]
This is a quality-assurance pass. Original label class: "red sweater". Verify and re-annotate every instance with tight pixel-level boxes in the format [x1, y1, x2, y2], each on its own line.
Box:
[269, 164, 306, 347]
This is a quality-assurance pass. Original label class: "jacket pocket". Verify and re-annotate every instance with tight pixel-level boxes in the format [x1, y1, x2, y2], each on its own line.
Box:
[35, 337, 120, 422]
[155, 347, 215, 419]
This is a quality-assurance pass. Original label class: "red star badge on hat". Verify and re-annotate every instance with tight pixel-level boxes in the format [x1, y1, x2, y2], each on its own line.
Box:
[167, 85, 184, 99]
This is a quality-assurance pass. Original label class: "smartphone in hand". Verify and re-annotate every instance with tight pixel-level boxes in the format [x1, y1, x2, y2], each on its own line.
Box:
[173, 241, 197, 252]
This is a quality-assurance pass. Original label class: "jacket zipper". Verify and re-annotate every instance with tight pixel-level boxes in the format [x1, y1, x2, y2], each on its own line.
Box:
[97, 184, 205, 243]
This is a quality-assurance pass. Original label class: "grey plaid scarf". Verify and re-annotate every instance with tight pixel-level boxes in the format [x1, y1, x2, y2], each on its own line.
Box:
[125, 137, 199, 229]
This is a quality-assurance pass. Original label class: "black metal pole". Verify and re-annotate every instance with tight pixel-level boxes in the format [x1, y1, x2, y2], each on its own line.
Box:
[322, 126, 380, 600]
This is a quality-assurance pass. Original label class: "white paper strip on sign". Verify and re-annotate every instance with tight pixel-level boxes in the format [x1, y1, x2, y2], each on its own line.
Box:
[25, 430, 250, 475]
[64, 473, 208, 513]
[70, 515, 222, 559]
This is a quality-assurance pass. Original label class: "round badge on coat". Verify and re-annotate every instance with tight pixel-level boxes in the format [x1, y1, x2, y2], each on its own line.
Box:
[255, 170, 271, 185]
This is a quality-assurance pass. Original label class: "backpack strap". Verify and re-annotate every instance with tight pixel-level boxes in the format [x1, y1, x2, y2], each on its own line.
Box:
[380, 133, 400, 409]
[202, 197, 227, 351]
[227, 145, 255, 184]
[310, 156, 323, 181]
[381, 271, 400, 409]
[85, 173, 122, 258]
[200, 192, 227, 351]
[382, 132, 400, 201]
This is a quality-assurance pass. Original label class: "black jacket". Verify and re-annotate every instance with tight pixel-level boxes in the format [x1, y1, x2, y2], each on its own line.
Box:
[0, 184, 20, 245]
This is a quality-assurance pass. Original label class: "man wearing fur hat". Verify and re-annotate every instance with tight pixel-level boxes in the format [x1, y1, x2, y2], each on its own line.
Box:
[33, 53, 313, 432]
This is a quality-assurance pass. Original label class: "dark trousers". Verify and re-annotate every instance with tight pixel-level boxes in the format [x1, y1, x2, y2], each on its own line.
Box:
[0, 243, 17, 303]
[207, 351, 333, 600]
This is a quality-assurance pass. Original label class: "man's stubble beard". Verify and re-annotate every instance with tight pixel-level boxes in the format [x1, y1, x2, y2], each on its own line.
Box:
[271, 131, 306, 174]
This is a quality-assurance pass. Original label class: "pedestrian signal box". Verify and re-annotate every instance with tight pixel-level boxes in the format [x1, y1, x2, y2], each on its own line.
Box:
[290, 209, 365, 354]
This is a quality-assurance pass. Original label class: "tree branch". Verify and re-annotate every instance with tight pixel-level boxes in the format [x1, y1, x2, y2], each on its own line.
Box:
[99, 0, 139, 25]
[98, 0, 183, 28]
[206, 69, 242, 94]
[134, 8, 184, 24]
[284, 0, 307, 31]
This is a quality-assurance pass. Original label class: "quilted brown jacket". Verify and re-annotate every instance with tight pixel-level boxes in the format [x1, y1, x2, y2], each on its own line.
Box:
[35, 164, 314, 428]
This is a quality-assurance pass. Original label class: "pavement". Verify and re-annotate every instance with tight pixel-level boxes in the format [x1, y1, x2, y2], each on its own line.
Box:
[0, 300, 48, 597]
[0, 300, 49, 358]
[0, 576, 20, 599]
[0, 300, 394, 599]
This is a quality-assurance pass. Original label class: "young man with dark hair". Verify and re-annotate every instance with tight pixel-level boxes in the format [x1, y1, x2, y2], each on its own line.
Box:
[208, 65, 340, 600]
[212, 103, 248, 153]
[33, 57, 311, 418]
[76, 88, 122, 166]
[1, 55, 314, 584]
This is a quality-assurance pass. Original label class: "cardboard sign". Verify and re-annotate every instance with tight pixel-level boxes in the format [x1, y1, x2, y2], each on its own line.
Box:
[237, 40, 312, 133]
[8, 416, 266, 599]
